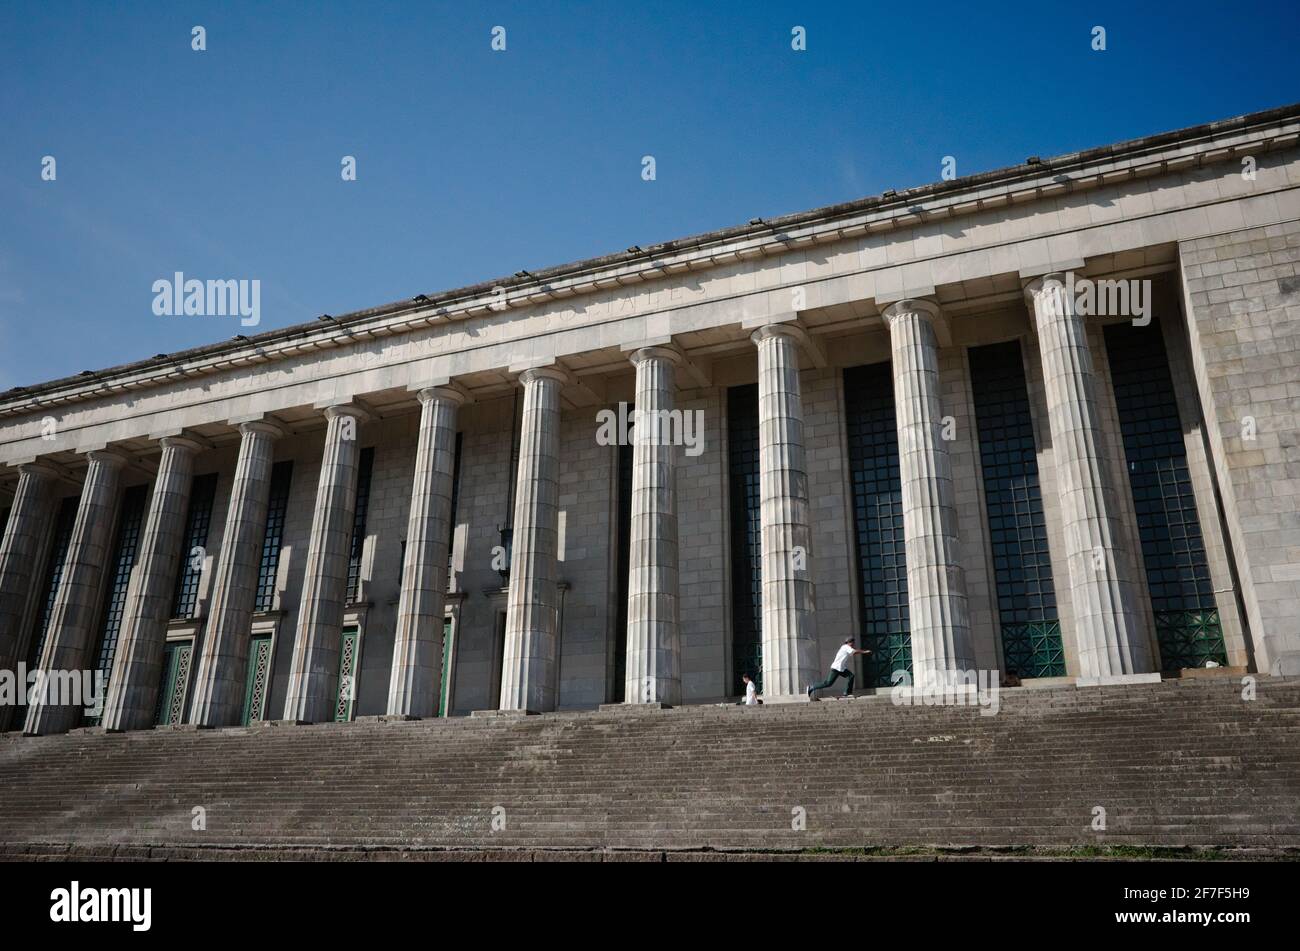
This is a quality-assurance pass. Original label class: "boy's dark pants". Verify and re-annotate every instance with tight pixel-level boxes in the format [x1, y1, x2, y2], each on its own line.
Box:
[811, 668, 854, 696]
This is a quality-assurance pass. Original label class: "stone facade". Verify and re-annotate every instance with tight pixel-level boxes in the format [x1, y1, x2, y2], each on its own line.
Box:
[1, 104, 1298, 734]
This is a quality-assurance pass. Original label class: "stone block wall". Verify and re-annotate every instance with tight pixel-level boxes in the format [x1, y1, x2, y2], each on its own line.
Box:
[1179, 218, 1300, 674]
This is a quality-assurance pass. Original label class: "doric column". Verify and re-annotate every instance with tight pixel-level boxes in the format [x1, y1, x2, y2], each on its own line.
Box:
[624, 347, 683, 705]
[1025, 275, 1148, 677]
[100, 436, 202, 732]
[283, 404, 368, 722]
[24, 449, 129, 735]
[0, 463, 59, 679]
[883, 299, 975, 685]
[750, 325, 819, 699]
[188, 420, 284, 727]
[386, 386, 465, 717]
[499, 367, 566, 713]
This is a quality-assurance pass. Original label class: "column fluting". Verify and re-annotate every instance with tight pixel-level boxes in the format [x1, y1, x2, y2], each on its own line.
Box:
[387, 386, 465, 717]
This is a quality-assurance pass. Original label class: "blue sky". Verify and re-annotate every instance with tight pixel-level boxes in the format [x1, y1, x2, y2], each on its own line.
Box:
[2, 0, 1298, 389]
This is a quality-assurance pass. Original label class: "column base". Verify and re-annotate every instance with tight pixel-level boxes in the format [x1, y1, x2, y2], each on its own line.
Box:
[1268, 652, 1300, 678]
[1074, 672, 1163, 688]
[470, 709, 538, 718]
[760, 693, 812, 705]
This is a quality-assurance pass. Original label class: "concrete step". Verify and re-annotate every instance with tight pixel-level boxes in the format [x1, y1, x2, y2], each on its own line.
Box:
[2, 677, 1298, 855]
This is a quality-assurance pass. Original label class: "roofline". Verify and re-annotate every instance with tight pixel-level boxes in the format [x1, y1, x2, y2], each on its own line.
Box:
[6, 99, 1300, 408]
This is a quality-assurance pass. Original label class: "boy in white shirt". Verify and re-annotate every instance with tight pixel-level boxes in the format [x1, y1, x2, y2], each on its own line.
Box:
[807, 638, 871, 700]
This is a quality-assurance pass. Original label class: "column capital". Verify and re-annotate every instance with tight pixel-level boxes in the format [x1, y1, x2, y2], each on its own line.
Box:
[85, 448, 132, 469]
[628, 345, 684, 368]
[517, 366, 569, 387]
[880, 297, 943, 324]
[158, 435, 205, 455]
[417, 384, 471, 406]
[322, 403, 371, 423]
[15, 460, 61, 480]
[748, 322, 803, 346]
[237, 419, 287, 440]
[1022, 272, 1073, 300]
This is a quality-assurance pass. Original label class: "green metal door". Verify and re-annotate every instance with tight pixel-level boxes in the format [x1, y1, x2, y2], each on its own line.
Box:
[439, 617, 454, 717]
[154, 639, 193, 726]
[334, 627, 360, 722]
[241, 633, 273, 725]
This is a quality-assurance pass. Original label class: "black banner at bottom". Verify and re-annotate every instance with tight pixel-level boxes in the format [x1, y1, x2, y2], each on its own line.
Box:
[0, 857, 1287, 938]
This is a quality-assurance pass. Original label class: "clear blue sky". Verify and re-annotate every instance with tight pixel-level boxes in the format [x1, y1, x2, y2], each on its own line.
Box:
[2, 1, 1298, 390]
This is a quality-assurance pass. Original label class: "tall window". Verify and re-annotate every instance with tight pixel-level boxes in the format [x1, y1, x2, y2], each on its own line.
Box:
[447, 431, 463, 568]
[254, 461, 293, 613]
[612, 434, 634, 701]
[345, 447, 376, 604]
[969, 341, 1064, 678]
[844, 363, 911, 686]
[171, 473, 218, 619]
[727, 384, 762, 694]
[24, 496, 79, 669]
[1105, 318, 1226, 671]
[90, 485, 149, 698]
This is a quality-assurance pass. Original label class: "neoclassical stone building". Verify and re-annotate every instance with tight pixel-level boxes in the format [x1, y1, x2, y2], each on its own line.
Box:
[1, 104, 1298, 734]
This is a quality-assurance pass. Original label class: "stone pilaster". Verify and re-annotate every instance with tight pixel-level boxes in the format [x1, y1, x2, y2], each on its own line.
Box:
[883, 299, 975, 685]
[284, 404, 369, 723]
[24, 449, 129, 735]
[750, 325, 819, 699]
[387, 386, 465, 717]
[1025, 275, 1149, 678]
[188, 420, 284, 727]
[499, 367, 566, 713]
[0, 463, 59, 681]
[100, 436, 201, 732]
[624, 348, 682, 705]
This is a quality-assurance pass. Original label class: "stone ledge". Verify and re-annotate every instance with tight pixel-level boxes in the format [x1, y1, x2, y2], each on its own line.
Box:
[597, 702, 672, 713]
[470, 709, 537, 719]
[355, 714, 422, 723]
[1074, 672, 1163, 688]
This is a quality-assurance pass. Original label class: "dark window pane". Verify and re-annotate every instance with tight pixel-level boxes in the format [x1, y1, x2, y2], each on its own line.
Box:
[728, 385, 763, 694]
[844, 362, 911, 687]
[90, 485, 149, 705]
[171, 474, 218, 619]
[345, 448, 376, 604]
[1104, 317, 1226, 671]
[613, 426, 634, 702]
[25, 496, 81, 669]
[969, 340, 1065, 678]
[254, 462, 294, 613]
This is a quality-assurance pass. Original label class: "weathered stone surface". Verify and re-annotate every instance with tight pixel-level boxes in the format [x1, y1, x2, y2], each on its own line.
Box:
[188, 421, 283, 727]
[24, 450, 128, 736]
[0, 678, 1296, 853]
[388, 387, 464, 716]
[101, 437, 201, 732]
[624, 348, 682, 705]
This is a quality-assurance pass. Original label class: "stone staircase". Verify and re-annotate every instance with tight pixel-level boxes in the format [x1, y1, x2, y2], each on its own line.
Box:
[1, 676, 1298, 860]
